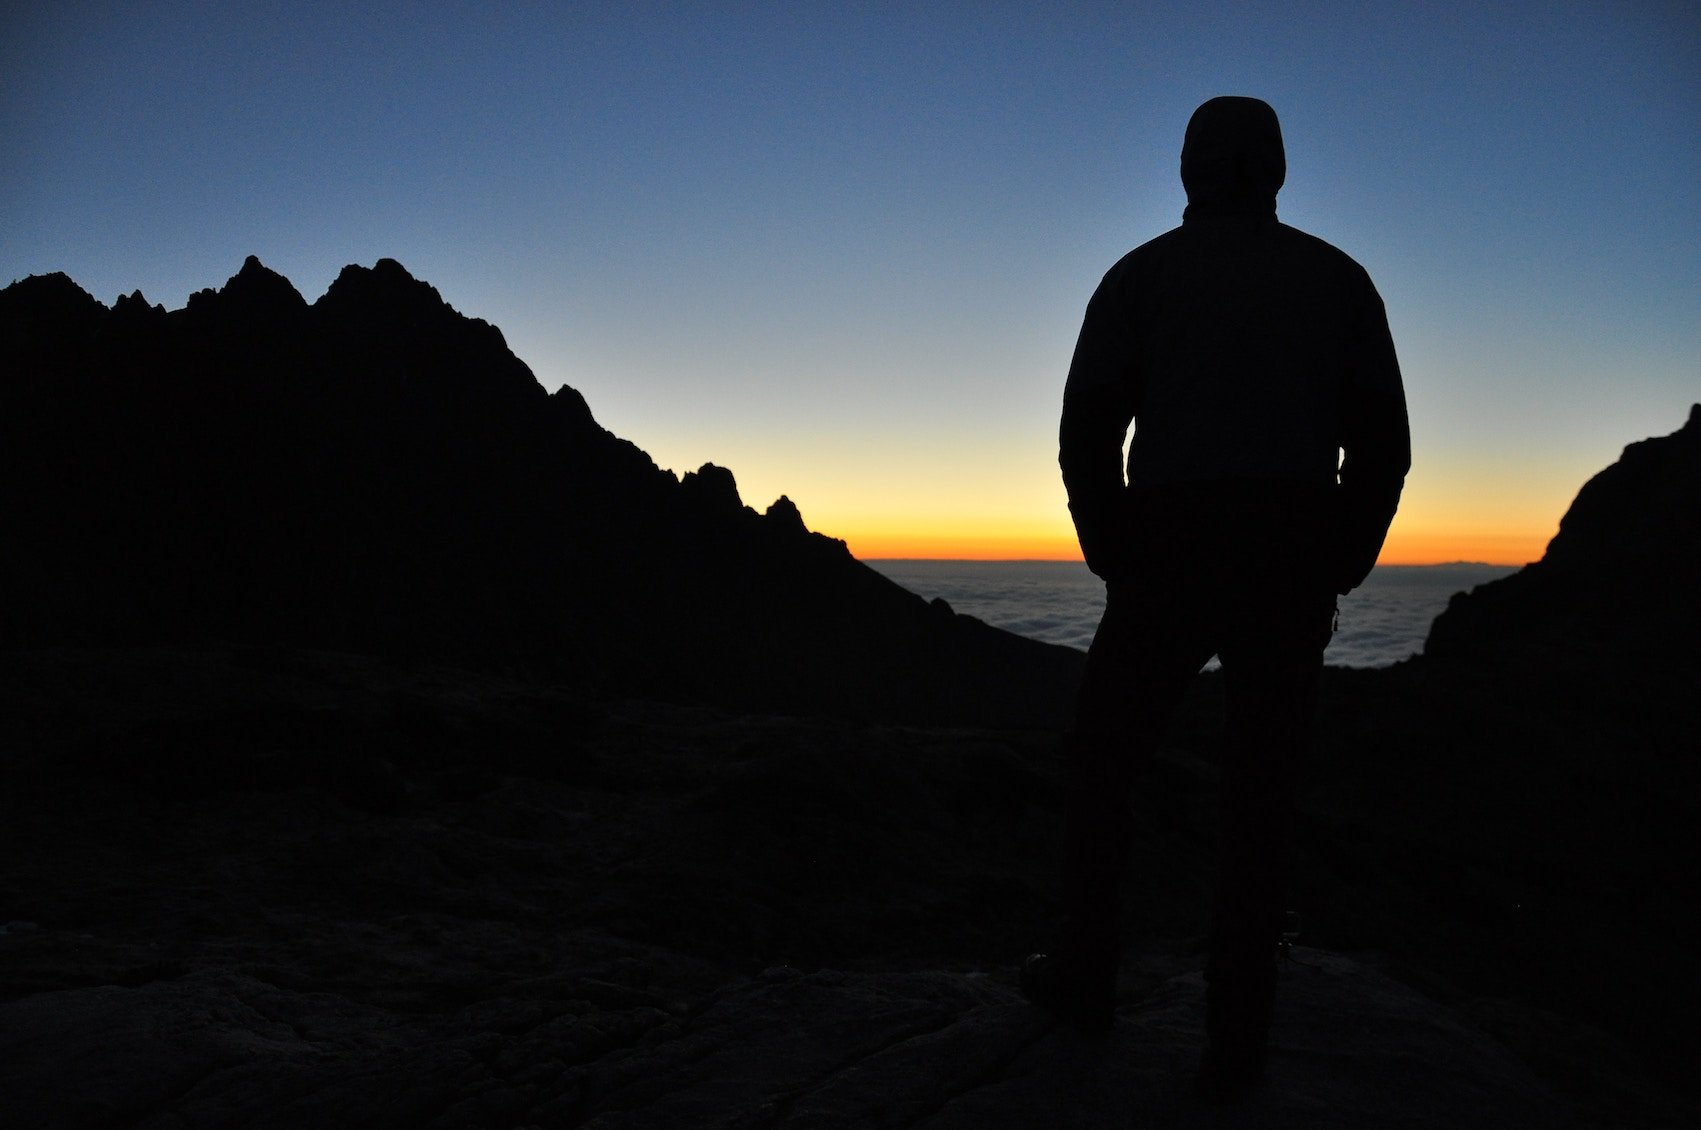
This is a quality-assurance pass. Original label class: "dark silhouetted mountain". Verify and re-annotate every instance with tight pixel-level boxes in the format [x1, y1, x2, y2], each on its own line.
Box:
[1, 258, 1082, 725]
[1424, 404, 1700, 698]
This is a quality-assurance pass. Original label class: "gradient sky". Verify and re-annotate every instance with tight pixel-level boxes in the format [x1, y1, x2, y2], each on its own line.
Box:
[5, 2, 1697, 564]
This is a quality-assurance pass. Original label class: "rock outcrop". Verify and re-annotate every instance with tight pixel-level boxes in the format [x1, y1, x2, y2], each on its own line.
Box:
[1424, 404, 1701, 692]
[1281, 406, 1701, 1119]
[0, 259, 1082, 727]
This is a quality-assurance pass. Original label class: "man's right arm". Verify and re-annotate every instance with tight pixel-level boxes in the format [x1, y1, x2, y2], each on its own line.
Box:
[1059, 272, 1139, 580]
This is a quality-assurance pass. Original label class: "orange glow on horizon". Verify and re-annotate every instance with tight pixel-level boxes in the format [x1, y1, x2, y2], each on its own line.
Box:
[846, 531, 1083, 561]
[843, 528, 1548, 567]
[1374, 529, 1547, 567]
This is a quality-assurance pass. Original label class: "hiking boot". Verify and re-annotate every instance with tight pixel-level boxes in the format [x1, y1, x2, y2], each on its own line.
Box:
[1019, 952, 1114, 1035]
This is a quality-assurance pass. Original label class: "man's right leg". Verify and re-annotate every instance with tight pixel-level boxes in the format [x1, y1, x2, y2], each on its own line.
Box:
[1025, 583, 1212, 1031]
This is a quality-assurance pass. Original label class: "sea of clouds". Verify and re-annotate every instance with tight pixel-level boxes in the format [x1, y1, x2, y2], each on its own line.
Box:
[867, 560, 1519, 668]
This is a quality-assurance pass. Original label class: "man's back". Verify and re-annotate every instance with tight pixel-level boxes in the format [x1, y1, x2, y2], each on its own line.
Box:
[1059, 97, 1409, 593]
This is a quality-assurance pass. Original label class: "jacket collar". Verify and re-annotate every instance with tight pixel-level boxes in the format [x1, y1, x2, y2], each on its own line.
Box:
[1182, 198, 1278, 223]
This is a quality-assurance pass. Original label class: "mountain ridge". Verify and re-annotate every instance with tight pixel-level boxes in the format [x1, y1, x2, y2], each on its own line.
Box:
[1, 257, 1083, 726]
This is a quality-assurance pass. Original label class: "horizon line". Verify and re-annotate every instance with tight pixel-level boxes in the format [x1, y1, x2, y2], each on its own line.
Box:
[859, 556, 1530, 568]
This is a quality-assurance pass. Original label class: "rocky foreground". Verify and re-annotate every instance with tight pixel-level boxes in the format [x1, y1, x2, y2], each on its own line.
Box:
[0, 646, 1683, 1129]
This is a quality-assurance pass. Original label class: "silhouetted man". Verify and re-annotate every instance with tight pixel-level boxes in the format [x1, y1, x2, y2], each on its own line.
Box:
[1022, 97, 1410, 1097]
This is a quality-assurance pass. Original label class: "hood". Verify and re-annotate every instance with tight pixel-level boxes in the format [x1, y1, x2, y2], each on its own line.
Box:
[1180, 96, 1285, 217]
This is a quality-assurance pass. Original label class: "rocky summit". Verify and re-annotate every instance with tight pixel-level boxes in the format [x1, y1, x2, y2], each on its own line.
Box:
[1, 261, 1696, 1127]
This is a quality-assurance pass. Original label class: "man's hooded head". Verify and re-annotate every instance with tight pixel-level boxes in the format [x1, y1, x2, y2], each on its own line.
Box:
[1180, 96, 1285, 216]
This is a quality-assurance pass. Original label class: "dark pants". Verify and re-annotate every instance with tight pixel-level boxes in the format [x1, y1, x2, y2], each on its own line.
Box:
[1062, 482, 1336, 1042]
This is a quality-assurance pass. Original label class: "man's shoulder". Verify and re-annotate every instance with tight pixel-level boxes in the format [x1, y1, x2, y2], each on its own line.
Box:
[1125, 224, 1189, 258]
[1271, 222, 1375, 280]
[1101, 225, 1188, 279]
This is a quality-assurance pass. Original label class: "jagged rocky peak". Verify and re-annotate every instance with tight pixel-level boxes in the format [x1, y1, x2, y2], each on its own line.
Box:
[0, 271, 107, 347]
[680, 462, 744, 511]
[319, 258, 511, 346]
[764, 495, 808, 535]
[225, 254, 306, 307]
[548, 382, 598, 430]
[111, 289, 167, 326]
[182, 254, 308, 332]
[304, 258, 547, 408]
[319, 256, 452, 321]
[1, 269, 101, 310]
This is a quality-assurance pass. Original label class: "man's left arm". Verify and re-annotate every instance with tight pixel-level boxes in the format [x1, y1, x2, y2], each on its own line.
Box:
[1334, 281, 1411, 594]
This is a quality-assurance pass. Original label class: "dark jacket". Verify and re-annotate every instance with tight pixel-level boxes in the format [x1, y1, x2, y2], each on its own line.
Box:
[1059, 96, 1410, 594]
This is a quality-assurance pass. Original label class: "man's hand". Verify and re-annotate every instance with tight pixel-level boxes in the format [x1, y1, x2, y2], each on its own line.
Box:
[1070, 495, 1137, 583]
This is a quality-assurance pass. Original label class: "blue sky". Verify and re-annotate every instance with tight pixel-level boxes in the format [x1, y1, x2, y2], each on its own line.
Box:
[4, 2, 1696, 560]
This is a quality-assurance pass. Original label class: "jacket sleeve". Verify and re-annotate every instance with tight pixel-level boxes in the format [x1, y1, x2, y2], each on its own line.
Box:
[1059, 270, 1139, 580]
[1334, 279, 1411, 593]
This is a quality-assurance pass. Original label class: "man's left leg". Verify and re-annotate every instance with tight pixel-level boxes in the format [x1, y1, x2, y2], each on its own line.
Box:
[1203, 593, 1332, 1089]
